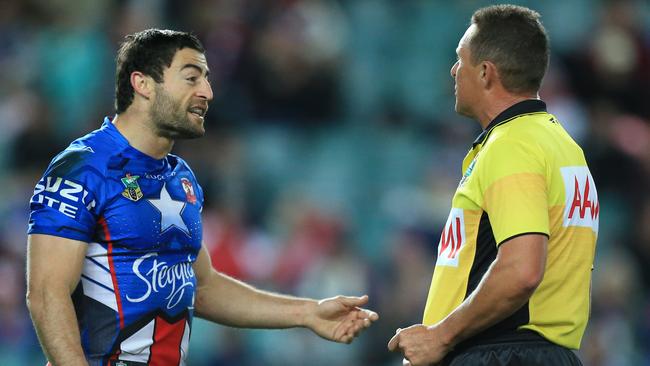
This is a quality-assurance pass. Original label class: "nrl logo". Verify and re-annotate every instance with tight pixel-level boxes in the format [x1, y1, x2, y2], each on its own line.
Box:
[459, 158, 477, 187]
[121, 173, 143, 202]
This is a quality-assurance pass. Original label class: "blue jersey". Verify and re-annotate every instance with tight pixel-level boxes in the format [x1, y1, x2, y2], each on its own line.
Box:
[28, 117, 204, 366]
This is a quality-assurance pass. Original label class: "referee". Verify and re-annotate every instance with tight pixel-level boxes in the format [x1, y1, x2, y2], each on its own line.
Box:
[388, 5, 598, 366]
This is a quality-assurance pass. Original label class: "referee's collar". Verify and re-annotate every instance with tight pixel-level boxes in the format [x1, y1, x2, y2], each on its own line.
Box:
[472, 99, 547, 147]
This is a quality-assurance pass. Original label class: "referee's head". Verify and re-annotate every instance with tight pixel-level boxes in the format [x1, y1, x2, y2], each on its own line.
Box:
[469, 5, 549, 95]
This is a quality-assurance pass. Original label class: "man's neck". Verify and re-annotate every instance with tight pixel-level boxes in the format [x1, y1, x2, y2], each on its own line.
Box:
[477, 92, 539, 129]
[112, 110, 174, 160]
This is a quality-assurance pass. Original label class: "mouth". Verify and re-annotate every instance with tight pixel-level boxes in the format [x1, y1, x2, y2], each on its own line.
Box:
[188, 105, 207, 120]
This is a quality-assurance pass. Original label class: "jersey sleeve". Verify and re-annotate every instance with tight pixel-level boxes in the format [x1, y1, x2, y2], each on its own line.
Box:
[28, 149, 103, 242]
[478, 137, 549, 245]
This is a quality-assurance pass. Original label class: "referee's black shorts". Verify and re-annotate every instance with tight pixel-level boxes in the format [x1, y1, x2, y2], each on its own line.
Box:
[442, 332, 582, 366]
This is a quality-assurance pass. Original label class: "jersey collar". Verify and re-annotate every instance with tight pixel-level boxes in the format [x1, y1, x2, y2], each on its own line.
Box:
[102, 116, 130, 148]
[101, 116, 168, 168]
[472, 99, 547, 147]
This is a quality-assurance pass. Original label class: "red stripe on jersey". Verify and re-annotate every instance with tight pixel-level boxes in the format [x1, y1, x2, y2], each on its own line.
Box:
[99, 217, 125, 329]
[106, 351, 121, 366]
[149, 316, 186, 366]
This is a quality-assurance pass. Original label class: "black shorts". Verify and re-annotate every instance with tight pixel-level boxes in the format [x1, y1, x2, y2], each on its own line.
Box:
[443, 340, 582, 366]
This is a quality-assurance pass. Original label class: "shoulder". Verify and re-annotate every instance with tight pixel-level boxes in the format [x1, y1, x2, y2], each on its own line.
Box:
[43, 127, 125, 185]
[168, 154, 198, 177]
[484, 113, 555, 155]
[478, 123, 548, 179]
[491, 112, 548, 140]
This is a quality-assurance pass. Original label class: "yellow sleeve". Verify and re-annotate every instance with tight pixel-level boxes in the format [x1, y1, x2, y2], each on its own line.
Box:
[477, 137, 549, 245]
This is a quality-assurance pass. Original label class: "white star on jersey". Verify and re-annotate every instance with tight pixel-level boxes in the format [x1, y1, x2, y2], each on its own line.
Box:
[147, 183, 190, 236]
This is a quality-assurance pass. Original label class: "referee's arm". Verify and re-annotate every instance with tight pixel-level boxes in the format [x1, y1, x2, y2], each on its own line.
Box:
[439, 234, 547, 345]
[389, 234, 547, 365]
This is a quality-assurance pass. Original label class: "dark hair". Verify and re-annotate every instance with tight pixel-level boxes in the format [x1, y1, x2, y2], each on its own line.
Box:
[115, 29, 205, 114]
[470, 5, 549, 94]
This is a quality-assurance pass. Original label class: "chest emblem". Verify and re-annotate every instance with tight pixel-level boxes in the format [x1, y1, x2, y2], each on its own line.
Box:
[147, 182, 190, 236]
[181, 178, 197, 204]
[459, 158, 477, 187]
[121, 173, 143, 202]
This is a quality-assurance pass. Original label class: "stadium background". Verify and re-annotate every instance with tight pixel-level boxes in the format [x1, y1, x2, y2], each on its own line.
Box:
[0, 0, 649, 364]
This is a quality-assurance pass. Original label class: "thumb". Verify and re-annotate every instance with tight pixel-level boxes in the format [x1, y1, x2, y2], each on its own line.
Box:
[338, 294, 369, 307]
[387, 332, 400, 351]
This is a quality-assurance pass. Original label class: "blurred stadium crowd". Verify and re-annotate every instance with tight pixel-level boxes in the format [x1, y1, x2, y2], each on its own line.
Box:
[0, 0, 649, 365]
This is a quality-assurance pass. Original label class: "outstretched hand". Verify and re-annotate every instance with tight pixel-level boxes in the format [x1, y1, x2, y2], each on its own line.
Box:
[306, 294, 379, 344]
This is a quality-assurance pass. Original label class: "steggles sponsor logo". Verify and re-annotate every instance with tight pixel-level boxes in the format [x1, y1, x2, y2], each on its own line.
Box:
[126, 253, 195, 309]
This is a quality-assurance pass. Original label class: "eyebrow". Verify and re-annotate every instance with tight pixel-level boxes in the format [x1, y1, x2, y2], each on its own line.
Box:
[180, 63, 210, 77]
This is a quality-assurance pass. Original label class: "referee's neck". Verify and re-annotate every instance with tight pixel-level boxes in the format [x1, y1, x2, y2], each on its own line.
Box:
[478, 93, 540, 129]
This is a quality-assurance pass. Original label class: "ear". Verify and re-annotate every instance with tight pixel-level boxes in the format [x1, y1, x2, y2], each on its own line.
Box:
[479, 61, 499, 89]
[130, 71, 154, 100]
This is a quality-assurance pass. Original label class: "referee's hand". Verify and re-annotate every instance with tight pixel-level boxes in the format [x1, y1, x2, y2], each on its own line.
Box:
[388, 324, 450, 366]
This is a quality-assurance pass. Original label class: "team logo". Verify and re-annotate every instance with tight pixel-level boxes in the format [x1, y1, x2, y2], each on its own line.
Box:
[181, 178, 196, 204]
[121, 174, 143, 202]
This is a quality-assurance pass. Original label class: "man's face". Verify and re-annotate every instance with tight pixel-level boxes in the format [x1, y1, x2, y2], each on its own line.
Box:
[450, 25, 481, 119]
[150, 48, 213, 139]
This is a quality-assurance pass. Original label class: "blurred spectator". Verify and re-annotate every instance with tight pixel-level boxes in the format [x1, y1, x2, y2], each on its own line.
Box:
[2, 0, 650, 364]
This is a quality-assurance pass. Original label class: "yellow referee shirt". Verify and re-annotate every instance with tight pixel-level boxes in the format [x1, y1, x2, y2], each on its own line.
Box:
[423, 100, 598, 349]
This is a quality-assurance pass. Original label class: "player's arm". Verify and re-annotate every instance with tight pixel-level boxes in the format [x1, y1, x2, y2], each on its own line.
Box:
[389, 234, 547, 365]
[193, 244, 378, 343]
[26, 234, 89, 366]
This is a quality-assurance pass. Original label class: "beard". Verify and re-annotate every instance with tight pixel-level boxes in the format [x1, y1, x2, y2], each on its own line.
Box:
[150, 85, 205, 139]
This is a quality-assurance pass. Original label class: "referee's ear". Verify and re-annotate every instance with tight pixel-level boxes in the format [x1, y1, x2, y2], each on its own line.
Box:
[480, 61, 499, 90]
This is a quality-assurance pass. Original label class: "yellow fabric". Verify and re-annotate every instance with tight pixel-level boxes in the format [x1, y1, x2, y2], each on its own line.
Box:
[422, 111, 598, 349]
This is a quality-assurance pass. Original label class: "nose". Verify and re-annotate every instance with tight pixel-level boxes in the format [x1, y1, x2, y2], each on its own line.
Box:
[450, 61, 458, 78]
[196, 78, 214, 102]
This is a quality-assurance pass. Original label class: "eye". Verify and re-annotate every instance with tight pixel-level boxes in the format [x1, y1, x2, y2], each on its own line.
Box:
[186, 76, 198, 83]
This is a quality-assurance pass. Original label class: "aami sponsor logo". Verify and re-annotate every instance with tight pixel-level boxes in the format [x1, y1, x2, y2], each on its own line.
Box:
[126, 253, 195, 310]
[560, 166, 599, 233]
[30, 177, 96, 218]
[436, 208, 466, 267]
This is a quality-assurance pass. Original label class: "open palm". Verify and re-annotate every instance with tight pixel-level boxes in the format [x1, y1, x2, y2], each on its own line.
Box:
[308, 295, 379, 344]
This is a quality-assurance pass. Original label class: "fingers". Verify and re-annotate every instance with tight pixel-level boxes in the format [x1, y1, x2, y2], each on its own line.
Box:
[336, 313, 376, 344]
[356, 308, 379, 321]
[337, 294, 369, 307]
[348, 318, 368, 337]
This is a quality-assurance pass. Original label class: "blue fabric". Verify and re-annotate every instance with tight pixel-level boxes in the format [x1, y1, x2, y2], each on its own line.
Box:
[28, 117, 203, 362]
